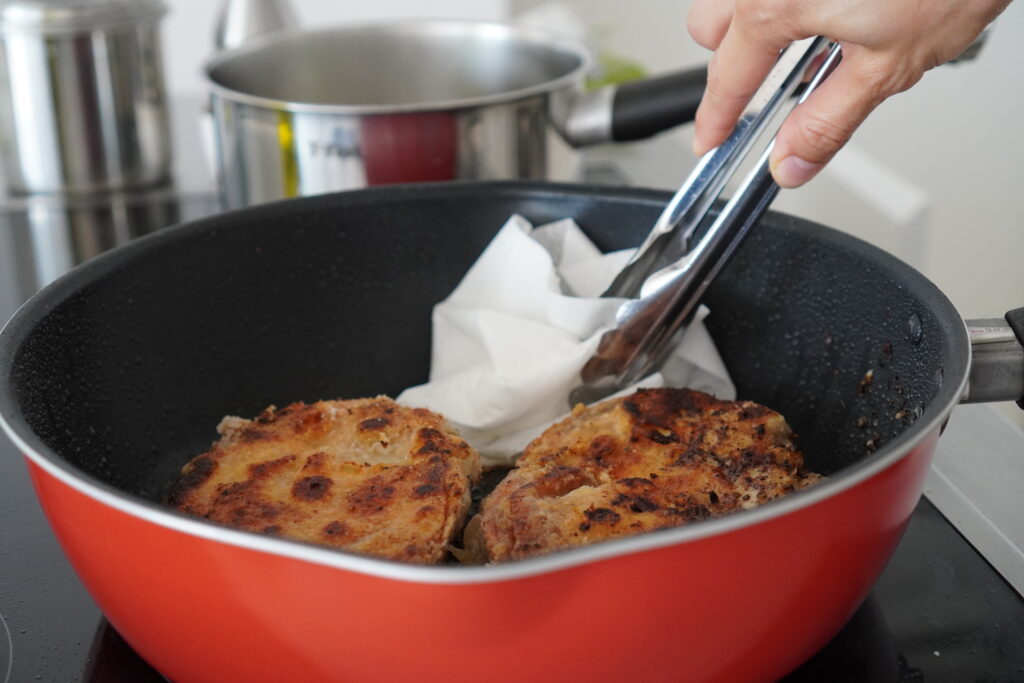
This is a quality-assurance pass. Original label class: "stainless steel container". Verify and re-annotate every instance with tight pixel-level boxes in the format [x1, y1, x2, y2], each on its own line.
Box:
[205, 20, 707, 209]
[0, 0, 171, 194]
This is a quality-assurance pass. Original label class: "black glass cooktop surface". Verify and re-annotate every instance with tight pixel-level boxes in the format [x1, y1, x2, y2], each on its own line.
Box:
[1, 193, 1023, 683]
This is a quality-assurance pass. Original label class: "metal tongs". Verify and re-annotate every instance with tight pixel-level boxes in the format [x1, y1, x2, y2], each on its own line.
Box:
[571, 36, 843, 406]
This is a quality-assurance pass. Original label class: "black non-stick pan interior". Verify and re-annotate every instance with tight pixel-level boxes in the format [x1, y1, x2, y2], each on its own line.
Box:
[1, 182, 968, 503]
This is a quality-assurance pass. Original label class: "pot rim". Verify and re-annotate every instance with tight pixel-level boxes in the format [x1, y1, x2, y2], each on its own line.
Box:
[203, 19, 593, 115]
[0, 182, 971, 586]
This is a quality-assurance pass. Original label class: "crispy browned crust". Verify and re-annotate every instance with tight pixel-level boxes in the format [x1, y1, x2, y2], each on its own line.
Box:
[479, 388, 821, 562]
[167, 397, 481, 564]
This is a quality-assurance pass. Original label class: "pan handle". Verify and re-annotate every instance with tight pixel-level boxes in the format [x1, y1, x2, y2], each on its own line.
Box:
[962, 308, 1024, 406]
[561, 67, 706, 147]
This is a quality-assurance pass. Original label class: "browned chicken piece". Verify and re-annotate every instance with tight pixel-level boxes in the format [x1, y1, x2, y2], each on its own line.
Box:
[478, 388, 821, 562]
[167, 397, 481, 564]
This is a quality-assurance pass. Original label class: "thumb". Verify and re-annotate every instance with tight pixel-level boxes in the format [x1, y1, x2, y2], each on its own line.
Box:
[769, 61, 883, 188]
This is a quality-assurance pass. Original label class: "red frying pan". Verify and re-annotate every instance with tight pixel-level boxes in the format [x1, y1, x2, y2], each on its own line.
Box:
[1, 182, 1020, 682]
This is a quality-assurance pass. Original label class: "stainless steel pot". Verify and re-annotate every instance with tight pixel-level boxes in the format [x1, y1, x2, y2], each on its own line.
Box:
[0, 0, 172, 195]
[205, 20, 706, 209]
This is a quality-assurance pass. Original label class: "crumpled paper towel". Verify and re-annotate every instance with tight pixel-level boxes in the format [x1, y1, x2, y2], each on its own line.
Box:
[397, 215, 735, 466]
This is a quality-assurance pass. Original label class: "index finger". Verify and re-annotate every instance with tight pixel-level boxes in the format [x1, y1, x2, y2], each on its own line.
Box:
[692, 17, 795, 155]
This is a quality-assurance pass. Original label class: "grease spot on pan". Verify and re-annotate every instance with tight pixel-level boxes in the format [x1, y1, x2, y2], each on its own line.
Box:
[908, 313, 923, 345]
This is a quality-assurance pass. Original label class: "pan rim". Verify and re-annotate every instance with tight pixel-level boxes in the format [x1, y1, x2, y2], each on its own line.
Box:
[203, 19, 593, 115]
[0, 181, 971, 585]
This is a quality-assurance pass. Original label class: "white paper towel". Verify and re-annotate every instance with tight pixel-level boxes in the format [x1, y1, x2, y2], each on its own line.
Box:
[397, 215, 735, 466]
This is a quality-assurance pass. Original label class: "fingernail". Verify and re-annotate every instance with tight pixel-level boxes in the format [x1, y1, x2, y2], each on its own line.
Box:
[771, 156, 823, 188]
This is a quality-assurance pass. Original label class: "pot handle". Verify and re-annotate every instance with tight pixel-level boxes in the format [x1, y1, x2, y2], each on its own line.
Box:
[560, 21, 994, 149]
[562, 67, 706, 147]
[214, 0, 298, 51]
[962, 308, 1024, 406]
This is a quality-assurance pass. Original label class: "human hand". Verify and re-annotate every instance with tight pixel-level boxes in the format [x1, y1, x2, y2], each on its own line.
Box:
[687, 0, 1011, 187]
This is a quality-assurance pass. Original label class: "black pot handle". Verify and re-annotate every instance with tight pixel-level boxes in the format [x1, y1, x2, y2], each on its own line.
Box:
[562, 66, 706, 147]
[962, 309, 1024, 407]
[560, 25, 992, 149]
[610, 68, 707, 142]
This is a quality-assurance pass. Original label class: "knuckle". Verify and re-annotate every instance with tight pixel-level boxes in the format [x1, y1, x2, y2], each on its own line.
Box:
[687, 0, 730, 49]
[851, 54, 921, 101]
[850, 62, 894, 101]
[732, 0, 802, 53]
[736, 0, 791, 28]
[794, 114, 854, 161]
[886, 63, 924, 95]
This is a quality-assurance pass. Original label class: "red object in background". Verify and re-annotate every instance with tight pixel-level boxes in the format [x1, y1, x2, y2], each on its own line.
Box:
[361, 113, 457, 185]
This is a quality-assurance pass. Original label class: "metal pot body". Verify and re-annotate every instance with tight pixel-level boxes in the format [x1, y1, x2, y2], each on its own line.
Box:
[205, 21, 597, 209]
[211, 93, 578, 210]
[0, 183, 972, 682]
[0, 7, 171, 194]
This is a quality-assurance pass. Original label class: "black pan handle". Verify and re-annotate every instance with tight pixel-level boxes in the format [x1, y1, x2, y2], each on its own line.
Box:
[610, 68, 707, 142]
[1006, 307, 1024, 344]
[962, 310, 1024, 407]
[561, 66, 706, 147]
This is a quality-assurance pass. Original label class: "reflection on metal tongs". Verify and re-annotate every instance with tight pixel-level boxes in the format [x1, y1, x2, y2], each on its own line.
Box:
[571, 37, 843, 406]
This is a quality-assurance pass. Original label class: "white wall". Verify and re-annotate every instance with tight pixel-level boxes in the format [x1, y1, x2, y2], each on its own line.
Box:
[161, 0, 510, 97]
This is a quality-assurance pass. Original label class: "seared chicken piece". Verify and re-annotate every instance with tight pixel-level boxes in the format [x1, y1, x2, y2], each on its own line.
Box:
[167, 397, 481, 564]
[478, 388, 821, 562]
